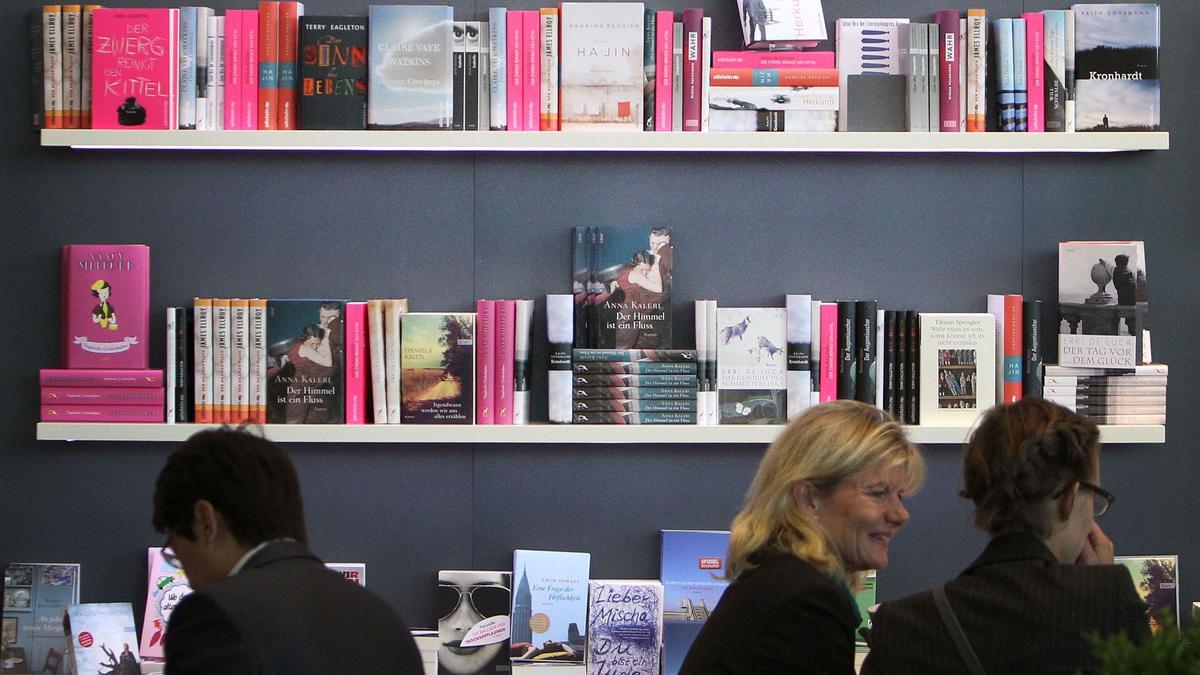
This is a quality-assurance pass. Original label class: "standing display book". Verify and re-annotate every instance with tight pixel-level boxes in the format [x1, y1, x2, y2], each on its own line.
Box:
[1058, 241, 1150, 369]
[586, 226, 674, 350]
[265, 300, 346, 424]
[64, 603, 140, 675]
[586, 580, 663, 675]
[3, 563, 80, 675]
[298, 16, 368, 130]
[510, 550, 590, 664]
[559, 2, 645, 132]
[401, 312, 475, 424]
[140, 548, 192, 661]
[660, 530, 730, 675]
[716, 307, 786, 424]
[437, 570, 511, 675]
[367, 4, 453, 129]
[90, 8, 179, 129]
[918, 313, 996, 426]
[1115, 555, 1178, 633]
[1072, 3, 1160, 132]
[60, 244, 150, 369]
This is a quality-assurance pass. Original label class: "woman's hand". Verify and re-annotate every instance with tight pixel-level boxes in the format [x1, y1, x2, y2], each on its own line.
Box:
[1076, 522, 1115, 565]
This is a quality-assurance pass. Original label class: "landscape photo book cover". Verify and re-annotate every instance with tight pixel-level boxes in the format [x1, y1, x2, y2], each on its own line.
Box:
[401, 312, 475, 424]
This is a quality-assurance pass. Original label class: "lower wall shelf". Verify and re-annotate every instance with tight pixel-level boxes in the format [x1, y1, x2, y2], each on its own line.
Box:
[35, 422, 1165, 445]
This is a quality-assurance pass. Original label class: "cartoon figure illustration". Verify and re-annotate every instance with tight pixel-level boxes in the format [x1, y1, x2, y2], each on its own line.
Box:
[91, 280, 118, 330]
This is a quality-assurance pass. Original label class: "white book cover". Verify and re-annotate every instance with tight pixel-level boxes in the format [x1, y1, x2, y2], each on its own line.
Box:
[66, 603, 140, 675]
[809, 299, 822, 406]
[547, 294, 574, 424]
[367, 300, 388, 423]
[1064, 9, 1075, 132]
[511, 550, 590, 663]
[907, 23, 930, 132]
[165, 308, 177, 424]
[705, 300, 717, 425]
[785, 295, 812, 419]
[212, 300, 231, 424]
[875, 309, 885, 408]
[835, 18, 908, 131]
[672, 22, 682, 131]
[385, 299, 407, 423]
[737, 0, 825, 48]
[586, 580, 663, 675]
[248, 299, 267, 423]
[368, 4, 454, 129]
[513, 299, 534, 424]
[479, 20, 491, 130]
[709, 86, 838, 111]
[1057, 241, 1149, 368]
[707, 109, 837, 132]
[966, 9, 986, 131]
[986, 294, 1006, 406]
[717, 307, 786, 425]
[193, 299, 213, 422]
[62, 6, 80, 128]
[695, 300, 708, 424]
[559, 2, 645, 131]
[488, 8, 507, 129]
[700, 17, 711, 132]
[918, 313, 996, 426]
[540, 10, 559, 130]
[231, 300, 249, 423]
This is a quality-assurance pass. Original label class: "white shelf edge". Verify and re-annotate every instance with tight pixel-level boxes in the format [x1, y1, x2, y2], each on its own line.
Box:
[40, 129, 1169, 153]
[35, 422, 1165, 444]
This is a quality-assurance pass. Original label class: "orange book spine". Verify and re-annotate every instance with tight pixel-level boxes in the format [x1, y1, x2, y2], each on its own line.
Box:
[1003, 294, 1023, 404]
[709, 67, 839, 87]
[193, 298, 213, 423]
[277, 1, 302, 129]
[257, 1, 279, 129]
[43, 5, 63, 129]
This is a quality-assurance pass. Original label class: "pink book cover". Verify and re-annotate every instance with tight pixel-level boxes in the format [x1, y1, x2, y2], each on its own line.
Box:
[41, 404, 163, 422]
[61, 244, 150, 369]
[41, 386, 165, 405]
[476, 299, 496, 424]
[494, 300, 515, 424]
[1023, 12, 1044, 132]
[40, 368, 163, 387]
[655, 11, 673, 130]
[682, 8, 703, 131]
[936, 9, 960, 132]
[225, 10, 243, 129]
[820, 303, 838, 402]
[345, 302, 367, 424]
[711, 50, 835, 68]
[507, 12, 524, 130]
[90, 8, 178, 129]
[141, 547, 192, 660]
[522, 11, 540, 131]
[241, 10, 259, 129]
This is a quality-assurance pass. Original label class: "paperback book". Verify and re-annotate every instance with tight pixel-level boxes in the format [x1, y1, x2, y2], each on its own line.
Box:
[60, 244, 150, 369]
[660, 530, 729, 675]
[511, 550, 590, 663]
[65, 603, 140, 675]
[3, 563, 80, 675]
[1116, 555, 1178, 632]
[918, 313, 996, 426]
[401, 312, 475, 424]
[717, 307, 786, 424]
[140, 548, 192, 660]
[586, 580, 663, 675]
[368, 5, 453, 129]
[1057, 241, 1150, 369]
[437, 570, 511, 675]
[266, 300, 346, 424]
[299, 16, 368, 129]
[559, 2, 644, 131]
[1072, 3, 1160, 131]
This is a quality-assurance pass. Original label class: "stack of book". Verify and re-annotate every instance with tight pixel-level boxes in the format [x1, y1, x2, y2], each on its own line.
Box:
[1043, 364, 1167, 425]
[708, 51, 838, 132]
[571, 349, 698, 424]
[40, 368, 164, 423]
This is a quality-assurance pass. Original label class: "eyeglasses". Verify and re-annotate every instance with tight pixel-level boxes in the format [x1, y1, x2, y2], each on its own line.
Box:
[1078, 480, 1115, 517]
[437, 583, 509, 620]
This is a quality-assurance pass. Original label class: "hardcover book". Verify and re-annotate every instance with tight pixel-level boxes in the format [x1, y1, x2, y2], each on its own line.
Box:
[559, 2, 644, 131]
[1072, 3, 1159, 131]
[547, 294, 574, 424]
[3, 563, 80, 675]
[716, 307, 786, 425]
[918, 313, 996, 426]
[586, 580, 663, 675]
[61, 244, 150, 369]
[1057, 241, 1150, 369]
[401, 312, 475, 424]
[585, 226, 674, 349]
[90, 8, 179, 129]
[438, 570, 511, 675]
[1115, 555, 1178, 632]
[65, 603, 140, 675]
[660, 530, 729, 675]
[41, 405, 163, 423]
[299, 16, 368, 129]
[573, 411, 697, 424]
[40, 369, 163, 388]
[736, 0, 825, 49]
[368, 4, 453, 129]
[834, 18, 908, 131]
[140, 548, 192, 660]
[511, 550, 590, 664]
[266, 300, 346, 424]
[786, 294, 813, 419]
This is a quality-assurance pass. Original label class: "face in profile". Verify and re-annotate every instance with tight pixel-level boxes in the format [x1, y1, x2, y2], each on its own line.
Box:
[814, 464, 912, 572]
[438, 571, 510, 675]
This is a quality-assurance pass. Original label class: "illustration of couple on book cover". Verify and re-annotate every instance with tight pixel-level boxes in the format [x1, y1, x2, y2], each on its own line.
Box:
[580, 226, 674, 350]
[266, 300, 346, 424]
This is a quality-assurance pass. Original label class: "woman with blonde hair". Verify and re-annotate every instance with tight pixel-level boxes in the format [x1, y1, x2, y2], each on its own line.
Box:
[680, 400, 925, 675]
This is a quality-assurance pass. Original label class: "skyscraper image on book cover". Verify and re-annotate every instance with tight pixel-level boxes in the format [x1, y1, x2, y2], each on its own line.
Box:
[266, 300, 346, 424]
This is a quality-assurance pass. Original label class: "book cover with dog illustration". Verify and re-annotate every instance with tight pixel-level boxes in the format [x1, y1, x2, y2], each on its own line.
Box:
[716, 307, 786, 424]
[61, 244, 150, 369]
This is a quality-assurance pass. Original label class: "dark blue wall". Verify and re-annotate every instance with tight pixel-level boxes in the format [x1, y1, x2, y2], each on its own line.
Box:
[3, 0, 1196, 634]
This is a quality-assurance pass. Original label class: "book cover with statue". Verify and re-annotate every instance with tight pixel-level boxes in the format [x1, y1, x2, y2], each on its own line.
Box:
[1057, 241, 1150, 369]
[401, 312, 475, 424]
[266, 300, 347, 424]
[61, 244, 150, 369]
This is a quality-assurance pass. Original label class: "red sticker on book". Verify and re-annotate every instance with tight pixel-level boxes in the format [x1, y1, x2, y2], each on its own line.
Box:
[698, 557, 722, 570]
[78, 631, 94, 648]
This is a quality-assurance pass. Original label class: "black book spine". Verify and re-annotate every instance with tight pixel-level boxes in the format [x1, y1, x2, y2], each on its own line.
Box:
[30, 10, 43, 131]
[855, 300, 877, 404]
[896, 310, 908, 423]
[1023, 299, 1043, 398]
[884, 310, 896, 416]
[908, 311, 920, 424]
[465, 47, 479, 130]
[452, 41, 465, 130]
[837, 301, 857, 400]
[175, 307, 191, 422]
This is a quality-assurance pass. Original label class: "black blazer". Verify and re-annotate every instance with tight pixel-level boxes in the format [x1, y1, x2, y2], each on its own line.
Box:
[165, 540, 424, 675]
[679, 551, 858, 675]
[862, 532, 1150, 675]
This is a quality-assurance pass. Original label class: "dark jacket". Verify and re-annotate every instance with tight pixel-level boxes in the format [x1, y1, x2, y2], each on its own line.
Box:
[165, 540, 423, 675]
[862, 532, 1150, 675]
[679, 550, 858, 675]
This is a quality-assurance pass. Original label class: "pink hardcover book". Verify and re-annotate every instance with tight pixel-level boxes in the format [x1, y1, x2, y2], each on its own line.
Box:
[522, 11, 540, 131]
[41, 404, 164, 422]
[507, 12, 524, 130]
[681, 8, 703, 131]
[41, 387, 165, 405]
[241, 10, 259, 129]
[820, 303, 838, 402]
[711, 50, 835, 68]
[1023, 12, 1045, 132]
[90, 8, 179, 129]
[494, 300, 516, 424]
[40, 368, 163, 387]
[655, 11, 673, 130]
[61, 244, 150, 369]
[476, 299, 496, 424]
[225, 10, 243, 129]
[936, 9, 960, 132]
[344, 302, 367, 424]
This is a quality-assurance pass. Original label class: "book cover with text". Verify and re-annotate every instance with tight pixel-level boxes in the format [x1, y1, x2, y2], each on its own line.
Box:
[90, 8, 178, 129]
[1116, 555, 1178, 632]
[1058, 241, 1150, 368]
[61, 244, 150, 369]
[299, 15, 368, 129]
[368, 5, 453, 129]
[266, 300, 346, 424]
[559, 2, 645, 131]
[588, 226, 674, 349]
[511, 550, 590, 663]
[586, 580, 663, 675]
[918, 313, 996, 426]
[1072, 3, 1159, 131]
[65, 603, 139, 675]
[660, 530, 729, 675]
[4, 563, 80, 675]
[438, 570, 511, 675]
[717, 307, 786, 424]
[140, 548, 192, 660]
[401, 312, 475, 424]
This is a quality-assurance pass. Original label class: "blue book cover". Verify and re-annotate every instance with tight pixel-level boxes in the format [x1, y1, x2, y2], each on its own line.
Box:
[511, 550, 591, 663]
[660, 530, 730, 675]
[1072, 3, 1159, 131]
[3, 563, 80, 675]
[586, 580, 663, 675]
[65, 603, 140, 674]
[368, 5, 454, 129]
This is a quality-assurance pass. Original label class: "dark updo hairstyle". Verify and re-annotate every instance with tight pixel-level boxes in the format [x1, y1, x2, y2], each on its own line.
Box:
[961, 398, 1100, 537]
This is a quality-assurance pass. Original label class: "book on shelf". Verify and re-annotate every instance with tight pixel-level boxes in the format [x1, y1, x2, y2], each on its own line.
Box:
[61, 244, 149, 369]
[537, 11, 557, 131]
[41, 387, 163, 405]
[212, 298, 231, 422]
[266, 300, 346, 424]
[1072, 3, 1160, 132]
[573, 398, 696, 412]
[808, 299, 822, 407]
[573, 411, 697, 424]
[712, 50, 834, 69]
[452, 21, 466, 130]
[384, 298, 409, 423]
[1057, 241, 1150, 369]
[558, 3, 644, 132]
[576, 226, 673, 349]
[41, 6, 63, 130]
[918, 313, 996, 426]
[488, 8, 505, 130]
[494, 300, 515, 424]
[835, 18, 908, 132]
[4, 563, 80, 673]
[1043, 362, 1167, 378]
[438, 570, 511, 675]
[1012, 17, 1028, 131]
[735, 0, 825, 50]
[366, 300, 386, 423]
[65, 603, 140, 674]
[367, 4, 452, 130]
[401, 312, 474, 424]
[987, 294, 1023, 405]
[845, 74, 907, 132]
[836, 301, 856, 401]
[39, 368, 163, 390]
[60, 6, 79, 128]
[298, 15, 368, 130]
[935, 10, 960, 132]
[140, 548, 192, 660]
[277, 1, 304, 129]
[660, 530, 729, 675]
[654, 10, 672, 131]
[344, 302, 367, 424]
[574, 373, 696, 387]
[476, 299, 496, 424]
[716, 307, 786, 424]
[1023, 299, 1043, 398]
[547, 294, 574, 424]
[681, 8, 702, 132]
[642, 9, 655, 131]
[1115, 555, 1178, 633]
[505, 10, 522, 131]
[573, 360, 698, 375]
[1043, 9, 1068, 133]
[511, 550, 589, 664]
[325, 562, 365, 586]
[709, 67, 838, 88]
[854, 300, 877, 405]
[257, 1, 280, 129]
[90, 8, 178, 129]
[965, 9, 986, 132]
[1023, 11, 1045, 132]
[513, 299, 534, 425]
[694, 300, 709, 423]
[586, 580, 663, 675]
[573, 386, 697, 400]
[994, 18, 1016, 132]
[521, 10, 539, 131]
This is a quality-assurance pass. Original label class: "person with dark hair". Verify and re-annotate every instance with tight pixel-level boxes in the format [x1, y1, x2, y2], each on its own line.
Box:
[153, 427, 423, 674]
[862, 398, 1150, 675]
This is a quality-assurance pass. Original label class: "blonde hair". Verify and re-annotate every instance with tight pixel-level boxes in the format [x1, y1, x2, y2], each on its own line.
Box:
[726, 400, 924, 588]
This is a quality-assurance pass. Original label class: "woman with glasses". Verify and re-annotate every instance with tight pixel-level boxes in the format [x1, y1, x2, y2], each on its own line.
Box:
[862, 398, 1150, 675]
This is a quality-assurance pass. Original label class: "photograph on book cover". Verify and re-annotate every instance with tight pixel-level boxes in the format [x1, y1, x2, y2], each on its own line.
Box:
[1, 617, 15, 646]
[937, 349, 977, 410]
[266, 301, 346, 424]
[437, 571, 511, 675]
[1116, 555, 1178, 633]
[1058, 241, 1150, 366]
[590, 226, 674, 349]
[1073, 3, 1159, 131]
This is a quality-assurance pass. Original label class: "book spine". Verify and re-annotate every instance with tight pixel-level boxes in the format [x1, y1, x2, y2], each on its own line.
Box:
[62, 5, 80, 128]
[233, 299, 251, 422]
[875, 309, 885, 408]
[178, 7, 198, 129]
[43, 5, 63, 129]
[701, 16, 711, 131]
[1003, 294, 1023, 404]
[1012, 18, 1027, 131]
[958, 19, 966, 131]
[1022, 11, 1044, 132]
[712, 51, 835, 68]
[573, 374, 698, 387]
[513, 299, 534, 425]
[655, 11, 673, 130]
[986, 294, 1005, 404]
[883, 310, 897, 416]
[786, 294, 812, 419]
[1022, 299, 1043, 398]
[574, 361, 697, 374]
[453, 23, 465, 130]
[995, 18, 1015, 131]
[81, 5, 98, 127]
[40, 369, 165, 388]
[225, 11, 242, 129]
[539, 8, 558, 130]
[488, 8, 507, 130]
[1044, 399, 1166, 415]
[476, 299, 495, 424]
[809, 299, 822, 406]
[572, 349, 698, 362]
[908, 311, 921, 424]
[176, 307, 191, 422]
[896, 310, 909, 422]
[42, 405, 164, 423]
[819, 303, 838, 402]
[193, 298, 213, 422]
[166, 307, 177, 423]
[574, 398, 696, 412]
[466, 21, 481, 131]
[384, 299, 407, 423]
[672, 21, 683, 131]
[277, 1, 302, 129]
[966, 8, 986, 131]
[547, 294, 574, 424]
[1064, 9, 1075, 132]
[194, 8, 209, 130]
[573, 412, 698, 424]
[522, 10, 540, 131]
[345, 302, 367, 425]
[249, 298, 267, 423]
[907, 23, 928, 132]
[705, 299, 717, 425]
[367, 300, 388, 423]
[257, 1, 279, 129]
[681, 9, 703, 131]
[836, 301, 857, 400]
[573, 387, 699, 400]
[644, 9, 656, 131]
[206, 15, 222, 130]
[695, 300, 708, 424]
[926, 23, 939, 133]
[213, 299, 231, 423]
[30, 11, 43, 129]
[854, 300, 876, 404]
[243, 10, 258, 130]
[709, 68, 839, 87]
[1044, 384, 1167, 396]
[41, 387, 166, 405]
[494, 300, 516, 424]
[935, 9, 959, 132]
[1042, 363, 1168, 377]
[479, 20, 491, 130]
[506, 11, 523, 131]
[1044, 9, 1067, 132]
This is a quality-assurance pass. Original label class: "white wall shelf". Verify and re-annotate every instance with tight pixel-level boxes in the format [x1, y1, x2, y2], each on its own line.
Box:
[36, 422, 1165, 445]
[40, 129, 1169, 153]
